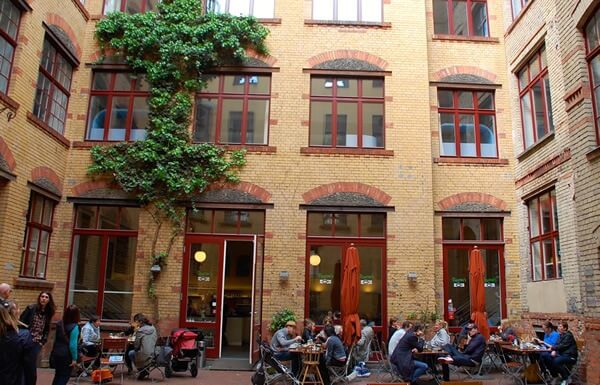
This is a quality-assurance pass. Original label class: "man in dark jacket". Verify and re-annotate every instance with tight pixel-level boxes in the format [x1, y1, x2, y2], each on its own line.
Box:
[541, 322, 577, 382]
[438, 323, 486, 381]
[390, 323, 427, 383]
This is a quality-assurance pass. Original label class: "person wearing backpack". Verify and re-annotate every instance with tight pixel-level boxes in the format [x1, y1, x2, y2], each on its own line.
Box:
[50, 305, 80, 385]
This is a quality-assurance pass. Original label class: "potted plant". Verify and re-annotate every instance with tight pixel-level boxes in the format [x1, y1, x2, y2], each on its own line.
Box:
[269, 308, 297, 334]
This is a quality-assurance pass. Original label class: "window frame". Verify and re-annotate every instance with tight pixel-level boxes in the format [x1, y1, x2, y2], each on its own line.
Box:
[194, 73, 272, 146]
[20, 192, 56, 279]
[206, 0, 275, 18]
[309, 76, 385, 149]
[67, 205, 139, 321]
[433, 0, 490, 37]
[526, 189, 560, 282]
[103, 0, 159, 14]
[311, 0, 383, 23]
[517, 48, 553, 149]
[584, 8, 600, 145]
[85, 72, 150, 142]
[0, 0, 22, 95]
[510, 0, 528, 20]
[437, 89, 498, 158]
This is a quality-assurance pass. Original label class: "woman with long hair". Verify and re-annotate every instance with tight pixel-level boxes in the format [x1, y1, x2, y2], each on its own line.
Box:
[50, 304, 80, 385]
[0, 300, 36, 385]
[20, 292, 56, 363]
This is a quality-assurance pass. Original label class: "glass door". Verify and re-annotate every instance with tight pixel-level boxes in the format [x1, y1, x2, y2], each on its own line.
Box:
[250, 236, 264, 363]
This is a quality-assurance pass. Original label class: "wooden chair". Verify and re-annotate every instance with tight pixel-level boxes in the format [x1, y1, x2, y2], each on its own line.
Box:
[100, 337, 128, 385]
[299, 346, 325, 385]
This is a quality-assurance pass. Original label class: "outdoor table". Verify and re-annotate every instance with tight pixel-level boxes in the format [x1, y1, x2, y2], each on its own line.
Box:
[500, 344, 551, 385]
[414, 349, 447, 385]
[292, 345, 326, 385]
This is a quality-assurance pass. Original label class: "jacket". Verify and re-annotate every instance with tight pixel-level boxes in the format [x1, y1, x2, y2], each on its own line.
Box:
[390, 331, 424, 380]
[0, 328, 36, 385]
[462, 333, 485, 362]
[271, 328, 296, 351]
[429, 328, 450, 349]
[81, 321, 101, 346]
[354, 325, 374, 362]
[51, 321, 79, 369]
[133, 324, 158, 368]
[19, 304, 51, 345]
[553, 331, 578, 359]
[388, 328, 406, 357]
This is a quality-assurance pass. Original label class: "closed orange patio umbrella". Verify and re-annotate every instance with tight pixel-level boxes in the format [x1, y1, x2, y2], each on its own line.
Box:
[341, 244, 361, 346]
[469, 246, 490, 340]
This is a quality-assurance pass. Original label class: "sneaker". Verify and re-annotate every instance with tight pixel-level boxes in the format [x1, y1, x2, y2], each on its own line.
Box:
[437, 356, 454, 363]
[357, 368, 371, 378]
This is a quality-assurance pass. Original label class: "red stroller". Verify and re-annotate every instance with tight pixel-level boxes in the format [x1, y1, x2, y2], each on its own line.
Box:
[165, 329, 201, 377]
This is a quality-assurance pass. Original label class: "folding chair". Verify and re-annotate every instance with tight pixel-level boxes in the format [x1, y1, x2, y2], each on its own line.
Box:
[495, 342, 525, 385]
[563, 339, 586, 385]
[375, 343, 406, 383]
[76, 346, 101, 384]
[328, 345, 355, 385]
[136, 336, 168, 381]
[100, 337, 128, 385]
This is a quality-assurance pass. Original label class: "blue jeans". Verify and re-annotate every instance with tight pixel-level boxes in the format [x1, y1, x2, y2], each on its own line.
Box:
[411, 360, 428, 382]
[274, 351, 300, 377]
[441, 344, 477, 381]
[542, 353, 576, 379]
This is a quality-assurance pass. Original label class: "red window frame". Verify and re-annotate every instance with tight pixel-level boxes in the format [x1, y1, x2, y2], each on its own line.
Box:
[585, 8, 600, 145]
[312, 0, 382, 23]
[33, 37, 73, 134]
[103, 0, 158, 14]
[194, 74, 271, 145]
[434, 0, 489, 37]
[437, 89, 498, 158]
[67, 205, 139, 321]
[309, 76, 385, 149]
[527, 189, 560, 281]
[0, 0, 21, 95]
[85, 72, 150, 142]
[517, 48, 553, 149]
[20, 192, 56, 279]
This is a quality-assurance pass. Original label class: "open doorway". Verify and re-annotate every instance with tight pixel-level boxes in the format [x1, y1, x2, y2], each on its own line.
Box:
[221, 240, 253, 359]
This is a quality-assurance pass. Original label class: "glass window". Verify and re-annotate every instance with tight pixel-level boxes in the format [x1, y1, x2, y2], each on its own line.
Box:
[33, 37, 73, 134]
[186, 208, 264, 235]
[68, 206, 139, 320]
[86, 72, 149, 141]
[310, 77, 385, 149]
[21, 193, 56, 279]
[104, 0, 159, 14]
[207, 0, 274, 18]
[0, 0, 20, 94]
[585, 9, 600, 145]
[511, 0, 528, 19]
[312, 0, 381, 22]
[307, 212, 385, 238]
[527, 190, 560, 281]
[437, 89, 497, 158]
[194, 74, 271, 145]
[433, 0, 489, 37]
[518, 47, 553, 149]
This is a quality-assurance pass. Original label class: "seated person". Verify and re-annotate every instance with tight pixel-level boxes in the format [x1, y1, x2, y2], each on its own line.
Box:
[353, 319, 374, 365]
[438, 323, 486, 381]
[390, 323, 428, 383]
[316, 316, 333, 343]
[534, 321, 560, 348]
[322, 325, 368, 382]
[541, 322, 577, 383]
[127, 313, 158, 379]
[428, 320, 450, 349]
[497, 319, 518, 343]
[388, 316, 400, 345]
[302, 319, 316, 343]
[271, 320, 302, 377]
[80, 315, 101, 360]
[389, 320, 412, 356]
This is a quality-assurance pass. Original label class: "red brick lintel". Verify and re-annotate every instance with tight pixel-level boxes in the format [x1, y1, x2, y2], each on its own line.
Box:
[515, 149, 571, 188]
[300, 147, 394, 157]
[434, 157, 509, 166]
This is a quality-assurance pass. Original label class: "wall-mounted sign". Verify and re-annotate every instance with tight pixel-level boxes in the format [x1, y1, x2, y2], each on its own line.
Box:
[452, 277, 466, 288]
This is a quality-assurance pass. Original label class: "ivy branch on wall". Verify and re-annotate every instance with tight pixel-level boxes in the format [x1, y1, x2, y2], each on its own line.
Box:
[88, 0, 269, 308]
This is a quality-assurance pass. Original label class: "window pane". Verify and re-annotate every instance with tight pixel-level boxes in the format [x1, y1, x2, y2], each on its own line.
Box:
[99, 206, 119, 229]
[518, 69, 528, 90]
[362, 103, 384, 148]
[542, 239, 554, 279]
[471, 2, 488, 37]
[201, 75, 220, 93]
[544, 75, 554, 131]
[362, 79, 384, 98]
[310, 101, 333, 146]
[532, 241, 541, 280]
[238, 211, 265, 235]
[130, 97, 148, 141]
[438, 90, 453, 108]
[439, 113, 456, 156]
[220, 99, 244, 143]
[108, 96, 130, 141]
[357, 246, 382, 325]
[114, 73, 133, 91]
[87, 96, 108, 140]
[24, 228, 39, 277]
[0, 1, 19, 40]
[452, 0, 468, 36]
[555, 237, 561, 278]
[146, 0, 159, 12]
[586, 15, 600, 52]
[308, 244, 342, 323]
[104, 0, 121, 13]
[446, 248, 470, 325]
[360, 213, 385, 237]
[479, 114, 497, 157]
[228, 0, 251, 16]
[214, 210, 240, 234]
[433, 0, 449, 34]
[36, 231, 50, 278]
[70, 235, 102, 318]
[125, 0, 143, 14]
[253, 0, 274, 18]
[528, 199, 540, 237]
[246, 99, 269, 144]
[103, 237, 136, 320]
[42, 200, 54, 226]
[521, 94, 534, 147]
[336, 79, 358, 97]
[361, 0, 381, 22]
[186, 243, 220, 322]
[511, 0, 522, 19]
[337, 102, 357, 147]
[194, 98, 217, 142]
[529, 56, 540, 80]
[312, 78, 334, 97]
[307, 213, 333, 236]
[482, 249, 501, 326]
[334, 214, 358, 236]
[540, 192, 551, 234]
[92, 72, 111, 90]
[532, 81, 547, 140]
[458, 91, 473, 109]
[223, 75, 246, 94]
[248, 75, 270, 95]
[463, 218, 481, 240]
[313, 0, 334, 20]
[119, 207, 139, 230]
[551, 190, 558, 231]
[337, 0, 358, 21]
[188, 209, 212, 233]
[76, 206, 97, 229]
[442, 218, 461, 240]
[31, 194, 44, 223]
[459, 114, 476, 157]
[482, 219, 501, 240]
[478, 92, 494, 110]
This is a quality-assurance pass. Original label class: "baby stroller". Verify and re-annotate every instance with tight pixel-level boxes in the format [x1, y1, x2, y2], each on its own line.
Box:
[164, 328, 201, 378]
[253, 340, 300, 385]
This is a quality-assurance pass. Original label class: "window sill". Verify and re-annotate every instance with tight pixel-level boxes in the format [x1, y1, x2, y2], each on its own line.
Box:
[304, 19, 391, 29]
[257, 18, 281, 25]
[26, 112, 70, 149]
[0, 92, 20, 111]
[434, 157, 509, 166]
[14, 276, 55, 290]
[516, 132, 555, 161]
[72, 141, 114, 148]
[505, 0, 536, 36]
[586, 145, 600, 162]
[300, 147, 394, 157]
[221, 144, 277, 153]
[432, 34, 499, 43]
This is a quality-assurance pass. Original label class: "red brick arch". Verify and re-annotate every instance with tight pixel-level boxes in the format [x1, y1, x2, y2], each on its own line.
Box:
[437, 192, 507, 211]
[246, 50, 278, 67]
[31, 166, 62, 194]
[209, 181, 272, 203]
[431, 66, 497, 83]
[0, 136, 16, 171]
[71, 180, 117, 196]
[302, 182, 392, 205]
[45, 13, 82, 60]
[307, 50, 389, 70]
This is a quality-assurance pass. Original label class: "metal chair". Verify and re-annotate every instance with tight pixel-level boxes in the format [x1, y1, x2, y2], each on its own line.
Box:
[75, 345, 101, 384]
[99, 337, 128, 385]
[328, 345, 355, 385]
